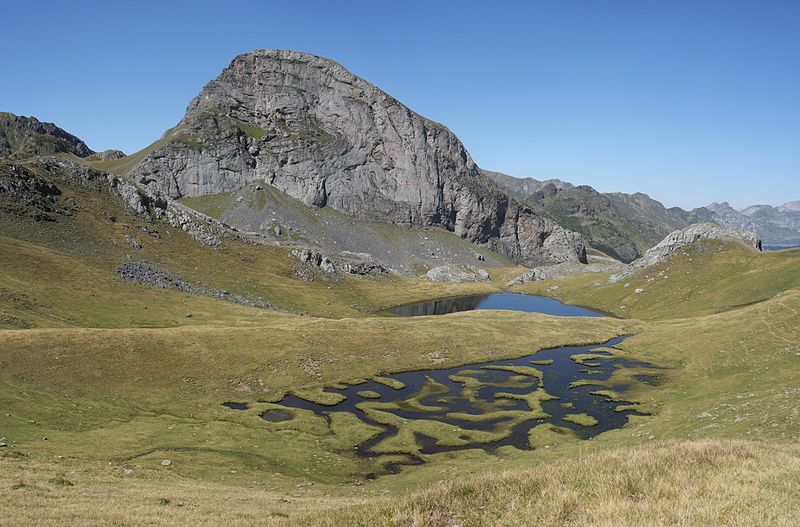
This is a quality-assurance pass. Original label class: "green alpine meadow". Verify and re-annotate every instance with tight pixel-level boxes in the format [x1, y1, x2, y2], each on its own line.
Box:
[2, 3, 799, 526]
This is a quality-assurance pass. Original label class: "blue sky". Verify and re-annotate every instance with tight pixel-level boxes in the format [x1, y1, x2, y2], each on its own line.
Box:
[3, 1, 798, 209]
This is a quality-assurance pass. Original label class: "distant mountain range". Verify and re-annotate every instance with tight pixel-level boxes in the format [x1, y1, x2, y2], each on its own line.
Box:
[706, 201, 800, 248]
[484, 170, 713, 262]
[486, 170, 800, 259]
[2, 50, 797, 267]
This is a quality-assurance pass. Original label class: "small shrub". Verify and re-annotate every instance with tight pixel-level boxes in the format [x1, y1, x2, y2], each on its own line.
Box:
[49, 475, 74, 487]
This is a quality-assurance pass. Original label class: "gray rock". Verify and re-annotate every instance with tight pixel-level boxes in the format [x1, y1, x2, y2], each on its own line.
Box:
[117, 261, 193, 291]
[506, 253, 625, 286]
[161, 459, 172, 466]
[425, 265, 490, 283]
[291, 248, 338, 273]
[319, 257, 335, 274]
[128, 49, 586, 267]
[96, 149, 125, 161]
[126, 235, 142, 250]
[506, 269, 542, 286]
[116, 261, 271, 308]
[338, 252, 388, 276]
[610, 223, 762, 282]
[291, 248, 340, 281]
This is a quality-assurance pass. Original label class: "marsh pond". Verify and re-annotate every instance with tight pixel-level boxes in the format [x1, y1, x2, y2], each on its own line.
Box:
[223, 294, 658, 474]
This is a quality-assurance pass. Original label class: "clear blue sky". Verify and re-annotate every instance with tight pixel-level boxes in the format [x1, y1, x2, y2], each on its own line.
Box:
[3, 1, 798, 209]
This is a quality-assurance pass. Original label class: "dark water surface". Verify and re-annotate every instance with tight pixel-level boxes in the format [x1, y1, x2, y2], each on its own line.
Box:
[261, 409, 292, 422]
[764, 245, 800, 251]
[221, 402, 249, 410]
[229, 335, 657, 474]
[388, 292, 606, 317]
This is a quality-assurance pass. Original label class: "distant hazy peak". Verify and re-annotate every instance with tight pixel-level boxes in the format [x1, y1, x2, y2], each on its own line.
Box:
[706, 201, 735, 212]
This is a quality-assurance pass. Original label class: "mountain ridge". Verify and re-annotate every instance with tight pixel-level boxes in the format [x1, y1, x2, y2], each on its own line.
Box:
[0, 112, 94, 159]
[484, 169, 713, 262]
[487, 168, 798, 258]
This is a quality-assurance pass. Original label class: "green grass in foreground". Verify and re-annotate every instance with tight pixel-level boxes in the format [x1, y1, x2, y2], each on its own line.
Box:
[514, 241, 800, 320]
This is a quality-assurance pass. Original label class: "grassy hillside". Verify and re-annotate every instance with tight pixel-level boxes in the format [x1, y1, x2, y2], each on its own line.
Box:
[0, 161, 511, 328]
[1, 159, 799, 525]
[514, 241, 800, 320]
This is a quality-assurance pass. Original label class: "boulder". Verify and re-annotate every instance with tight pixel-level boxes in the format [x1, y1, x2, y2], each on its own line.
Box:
[425, 265, 490, 283]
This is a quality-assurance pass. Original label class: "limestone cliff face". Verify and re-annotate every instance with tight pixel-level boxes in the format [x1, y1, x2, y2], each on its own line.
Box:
[130, 49, 585, 266]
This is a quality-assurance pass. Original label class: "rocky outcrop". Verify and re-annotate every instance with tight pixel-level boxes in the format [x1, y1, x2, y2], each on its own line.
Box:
[128, 49, 586, 267]
[290, 248, 389, 280]
[88, 149, 126, 161]
[506, 256, 624, 286]
[425, 265, 490, 283]
[0, 112, 94, 159]
[0, 162, 73, 221]
[117, 261, 271, 308]
[32, 157, 239, 246]
[291, 248, 336, 274]
[610, 223, 762, 282]
[337, 252, 388, 276]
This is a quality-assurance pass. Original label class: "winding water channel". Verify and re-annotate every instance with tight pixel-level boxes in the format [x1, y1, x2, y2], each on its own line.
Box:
[223, 294, 657, 473]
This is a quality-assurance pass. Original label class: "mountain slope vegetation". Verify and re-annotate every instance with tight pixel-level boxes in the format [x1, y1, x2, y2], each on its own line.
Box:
[1, 49, 798, 527]
[485, 169, 713, 262]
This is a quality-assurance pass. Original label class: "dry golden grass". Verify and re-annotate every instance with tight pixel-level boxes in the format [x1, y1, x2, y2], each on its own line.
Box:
[2, 439, 797, 526]
[0, 451, 368, 527]
[307, 439, 800, 527]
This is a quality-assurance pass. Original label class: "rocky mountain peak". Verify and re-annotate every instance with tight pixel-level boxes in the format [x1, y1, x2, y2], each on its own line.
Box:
[706, 201, 734, 212]
[128, 49, 587, 267]
[0, 112, 94, 159]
